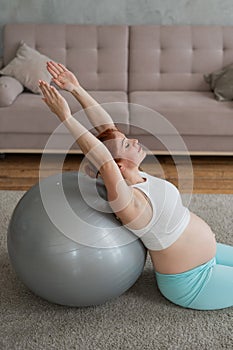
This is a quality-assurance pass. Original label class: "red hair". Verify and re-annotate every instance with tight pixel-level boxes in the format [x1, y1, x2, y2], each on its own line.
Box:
[97, 128, 124, 164]
[97, 128, 120, 143]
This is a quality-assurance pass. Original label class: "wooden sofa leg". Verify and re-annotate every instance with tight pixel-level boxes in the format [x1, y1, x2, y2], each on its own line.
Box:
[0, 153, 6, 160]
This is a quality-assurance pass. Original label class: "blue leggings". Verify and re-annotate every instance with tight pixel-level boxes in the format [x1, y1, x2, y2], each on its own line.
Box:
[155, 243, 233, 310]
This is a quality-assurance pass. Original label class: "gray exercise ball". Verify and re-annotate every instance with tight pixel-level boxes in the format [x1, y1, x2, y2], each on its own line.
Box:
[7, 171, 146, 307]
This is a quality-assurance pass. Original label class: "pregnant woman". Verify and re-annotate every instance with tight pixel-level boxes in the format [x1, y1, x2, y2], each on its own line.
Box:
[39, 61, 233, 310]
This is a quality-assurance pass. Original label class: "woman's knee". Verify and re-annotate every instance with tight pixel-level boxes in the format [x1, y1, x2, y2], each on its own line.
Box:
[216, 242, 233, 266]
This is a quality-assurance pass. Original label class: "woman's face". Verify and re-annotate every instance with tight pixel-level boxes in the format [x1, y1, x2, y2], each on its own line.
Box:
[105, 131, 147, 167]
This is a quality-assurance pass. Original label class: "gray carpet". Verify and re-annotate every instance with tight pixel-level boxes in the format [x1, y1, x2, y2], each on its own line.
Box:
[0, 191, 233, 350]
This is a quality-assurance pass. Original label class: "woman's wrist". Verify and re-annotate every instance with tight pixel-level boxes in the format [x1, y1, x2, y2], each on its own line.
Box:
[58, 112, 73, 123]
[71, 85, 85, 97]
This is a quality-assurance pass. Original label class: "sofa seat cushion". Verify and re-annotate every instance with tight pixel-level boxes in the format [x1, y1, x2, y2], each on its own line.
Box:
[129, 91, 233, 136]
[0, 91, 129, 134]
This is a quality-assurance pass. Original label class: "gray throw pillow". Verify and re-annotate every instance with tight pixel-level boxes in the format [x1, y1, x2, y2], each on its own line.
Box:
[0, 41, 51, 94]
[204, 63, 233, 101]
[0, 76, 24, 107]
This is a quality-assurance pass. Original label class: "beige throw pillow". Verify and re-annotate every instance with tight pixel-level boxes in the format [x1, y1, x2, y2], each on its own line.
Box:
[0, 41, 51, 94]
[204, 63, 233, 101]
[0, 76, 24, 107]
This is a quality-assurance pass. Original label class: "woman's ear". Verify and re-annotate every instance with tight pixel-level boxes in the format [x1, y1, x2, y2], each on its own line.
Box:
[117, 160, 125, 174]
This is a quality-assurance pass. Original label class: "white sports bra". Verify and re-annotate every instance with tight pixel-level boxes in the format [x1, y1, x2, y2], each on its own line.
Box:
[125, 172, 190, 251]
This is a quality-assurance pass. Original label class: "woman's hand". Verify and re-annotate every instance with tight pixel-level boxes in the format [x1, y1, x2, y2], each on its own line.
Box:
[39, 80, 72, 121]
[47, 61, 79, 92]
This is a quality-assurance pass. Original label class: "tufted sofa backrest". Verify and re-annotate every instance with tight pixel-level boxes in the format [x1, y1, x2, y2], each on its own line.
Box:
[4, 24, 233, 93]
[129, 25, 233, 91]
[3, 24, 128, 91]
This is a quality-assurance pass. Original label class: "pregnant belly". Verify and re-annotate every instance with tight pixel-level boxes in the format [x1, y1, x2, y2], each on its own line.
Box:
[149, 211, 217, 274]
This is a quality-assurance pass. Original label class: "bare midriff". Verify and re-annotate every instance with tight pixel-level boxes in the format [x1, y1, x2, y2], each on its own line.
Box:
[149, 212, 217, 274]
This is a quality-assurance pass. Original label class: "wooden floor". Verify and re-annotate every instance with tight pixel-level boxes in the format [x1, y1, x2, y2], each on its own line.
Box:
[0, 153, 233, 193]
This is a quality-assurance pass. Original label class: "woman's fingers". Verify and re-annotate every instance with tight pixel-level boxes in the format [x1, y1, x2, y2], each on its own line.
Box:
[50, 85, 60, 98]
[58, 63, 68, 72]
[39, 80, 61, 99]
[39, 79, 71, 120]
[39, 80, 48, 97]
[39, 80, 54, 100]
[42, 82, 53, 99]
[47, 61, 66, 76]
[47, 64, 60, 80]
[47, 61, 61, 73]
[51, 61, 66, 73]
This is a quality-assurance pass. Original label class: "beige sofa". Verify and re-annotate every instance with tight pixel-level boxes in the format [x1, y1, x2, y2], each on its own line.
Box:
[1, 23, 233, 155]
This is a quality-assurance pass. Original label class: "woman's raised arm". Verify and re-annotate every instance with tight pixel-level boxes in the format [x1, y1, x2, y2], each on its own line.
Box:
[47, 61, 116, 134]
[39, 80, 134, 216]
